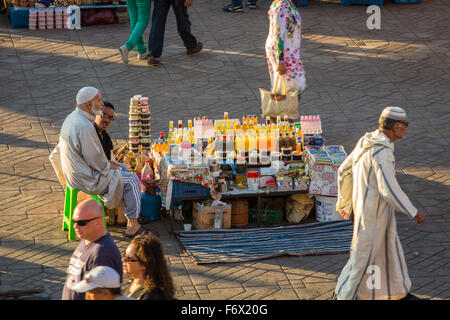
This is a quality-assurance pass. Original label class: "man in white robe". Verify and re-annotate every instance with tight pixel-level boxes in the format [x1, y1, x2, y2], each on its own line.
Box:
[333, 106, 426, 300]
[57, 87, 143, 237]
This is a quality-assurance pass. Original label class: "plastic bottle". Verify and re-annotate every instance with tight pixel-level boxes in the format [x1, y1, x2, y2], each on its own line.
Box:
[141, 160, 154, 191]
[224, 112, 229, 120]
[296, 138, 302, 155]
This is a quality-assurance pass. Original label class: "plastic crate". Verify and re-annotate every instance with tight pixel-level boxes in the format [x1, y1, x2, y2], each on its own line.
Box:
[342, 0, 384, 6]
[294, 0, 309, 6]
[250, 208, 281, 224]
[172, 180, 210, 198]
[9, 7, 29, 29]
[392, 0, 421, 3]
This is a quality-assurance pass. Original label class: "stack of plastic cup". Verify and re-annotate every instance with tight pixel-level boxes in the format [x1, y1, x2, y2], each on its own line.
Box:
[55, 8, 64, 29]
[129, 96, 141, 153]
[29, 8, 37, 30]
[140, 97, 151, 153]
[63, 10, 70, 29]
[38, 8, 46, 30]
[46, 8, 54, 30]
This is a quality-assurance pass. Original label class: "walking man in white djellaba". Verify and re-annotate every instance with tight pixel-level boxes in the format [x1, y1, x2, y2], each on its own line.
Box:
[333, 106, 426, 300]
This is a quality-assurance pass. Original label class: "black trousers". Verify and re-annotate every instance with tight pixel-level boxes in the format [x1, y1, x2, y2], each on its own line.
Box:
[148, 0, 198, 58]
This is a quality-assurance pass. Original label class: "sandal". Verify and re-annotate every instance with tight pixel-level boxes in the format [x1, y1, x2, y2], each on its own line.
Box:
[116, 221, 127, 227]
[124, 226, 146, 239]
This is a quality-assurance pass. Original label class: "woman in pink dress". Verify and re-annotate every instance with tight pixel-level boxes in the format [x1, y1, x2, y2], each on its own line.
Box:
[265, 0, 306, 96]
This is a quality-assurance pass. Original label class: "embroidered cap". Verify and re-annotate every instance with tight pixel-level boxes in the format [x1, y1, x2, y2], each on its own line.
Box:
[380, 106, 407, 121]
[76, 86, 100, 105]
[72, 266, 121, 293]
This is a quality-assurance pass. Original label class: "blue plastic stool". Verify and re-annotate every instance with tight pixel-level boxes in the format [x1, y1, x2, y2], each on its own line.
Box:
[62, 185, 107, 240]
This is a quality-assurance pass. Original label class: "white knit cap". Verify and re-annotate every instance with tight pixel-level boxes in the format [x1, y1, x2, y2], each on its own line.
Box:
[76, 86, 100, 105]
[380, 106, 407, 121]
[72, 266, 120, 293]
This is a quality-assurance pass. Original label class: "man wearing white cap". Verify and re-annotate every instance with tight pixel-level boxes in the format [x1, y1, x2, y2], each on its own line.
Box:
[73, 266, 135, 300]
[333, 106, 426, 300]
[57, 87, 143, 238]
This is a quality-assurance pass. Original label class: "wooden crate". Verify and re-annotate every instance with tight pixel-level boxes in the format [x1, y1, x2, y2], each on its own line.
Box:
[193, 202, 231, 230]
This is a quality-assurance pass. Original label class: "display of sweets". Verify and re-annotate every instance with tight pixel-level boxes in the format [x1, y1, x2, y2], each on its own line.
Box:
[128, 95, 151, 154]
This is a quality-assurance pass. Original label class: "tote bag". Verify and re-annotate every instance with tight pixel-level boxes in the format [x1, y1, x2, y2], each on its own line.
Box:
[260, 74, 299, 120]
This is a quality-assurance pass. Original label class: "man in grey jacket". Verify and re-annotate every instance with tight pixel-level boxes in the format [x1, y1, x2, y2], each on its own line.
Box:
[59, 86, 143, 238]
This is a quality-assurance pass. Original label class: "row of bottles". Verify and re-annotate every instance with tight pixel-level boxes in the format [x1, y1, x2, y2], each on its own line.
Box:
[301, 115, 322, 134]
[154, 113, 318, 163]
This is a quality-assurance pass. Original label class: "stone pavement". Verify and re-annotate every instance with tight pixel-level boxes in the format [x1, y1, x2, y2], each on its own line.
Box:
[0, 0, 449, 300]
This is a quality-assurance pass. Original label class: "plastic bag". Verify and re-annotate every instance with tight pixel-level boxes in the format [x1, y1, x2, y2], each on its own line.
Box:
[260, 73, 299, 120]
[285, 194, 314, 223]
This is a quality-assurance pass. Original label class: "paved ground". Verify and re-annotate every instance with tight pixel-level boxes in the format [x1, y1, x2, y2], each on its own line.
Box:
[0, 0, 449, 300]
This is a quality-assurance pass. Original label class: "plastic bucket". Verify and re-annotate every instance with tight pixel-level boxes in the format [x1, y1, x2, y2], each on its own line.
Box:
[315, 195, 347, 222]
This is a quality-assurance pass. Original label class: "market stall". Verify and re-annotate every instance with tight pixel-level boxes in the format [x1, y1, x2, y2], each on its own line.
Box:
[7, 0, 127, 29]
[117, 95, 350, 235]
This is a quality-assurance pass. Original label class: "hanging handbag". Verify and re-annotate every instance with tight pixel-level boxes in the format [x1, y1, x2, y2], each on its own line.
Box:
[260, 73, 299, 120]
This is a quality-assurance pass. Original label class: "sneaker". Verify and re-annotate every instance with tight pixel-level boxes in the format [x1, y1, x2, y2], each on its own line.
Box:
[222, 4, 243, 12]
[138, 51, 150, 60]
[119, 45, 128, 64]
[186, 42, 203, 55]
[147, 56, 161, 66]
[248, 2, 257, 9]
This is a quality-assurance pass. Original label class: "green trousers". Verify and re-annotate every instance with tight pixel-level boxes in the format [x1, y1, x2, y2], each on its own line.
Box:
[125, 0, 151, 54]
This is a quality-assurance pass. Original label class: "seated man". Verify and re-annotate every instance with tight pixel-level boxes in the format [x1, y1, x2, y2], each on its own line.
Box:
[58, 86, 144, 238]
[94, 101, 115, 161]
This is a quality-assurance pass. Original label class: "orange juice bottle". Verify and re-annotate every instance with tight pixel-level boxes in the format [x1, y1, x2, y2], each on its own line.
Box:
[242, 120, 248, 133]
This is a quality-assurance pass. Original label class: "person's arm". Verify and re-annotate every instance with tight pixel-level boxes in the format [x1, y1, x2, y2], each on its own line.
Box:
[184, 0, 193, 7]
[373, 150, 418, 219]
[336, 149, 354, 218]
[273, 5, 289, 75]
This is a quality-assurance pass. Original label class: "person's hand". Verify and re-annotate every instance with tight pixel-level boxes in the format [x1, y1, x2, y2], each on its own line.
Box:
[339, 208, 351, 219]
[110, 161, 119, 170]
[277, 62, 286, 75]
[184, 0, 193, 7]
[415, 211, 425, 227]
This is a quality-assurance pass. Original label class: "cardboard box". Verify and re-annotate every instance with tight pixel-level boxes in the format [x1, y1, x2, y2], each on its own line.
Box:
[193, 202, 231, 230]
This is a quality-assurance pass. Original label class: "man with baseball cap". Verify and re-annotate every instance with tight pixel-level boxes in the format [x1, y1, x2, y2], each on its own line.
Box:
[73, 266, 135, 300]
[333, 106, 426, 300]
[57, 86, 143, 238]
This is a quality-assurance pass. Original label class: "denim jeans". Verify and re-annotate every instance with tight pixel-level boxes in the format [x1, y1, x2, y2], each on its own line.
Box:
[148, 0, 197, 58]
[231, 0, 257, 6]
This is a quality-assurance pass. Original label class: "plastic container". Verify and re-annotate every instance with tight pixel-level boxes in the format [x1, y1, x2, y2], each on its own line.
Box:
[315, 195, 348, 222]
[294, 0, 309, 6]
[246, 171, 259, 191]
[140, 192, 161, 221]
[342, 0, 384, 5]
[392, 0, 420, 3]
[179, 141, 191, 162]
[277, 176, 293, 190]
[172, 181, 210, 198]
